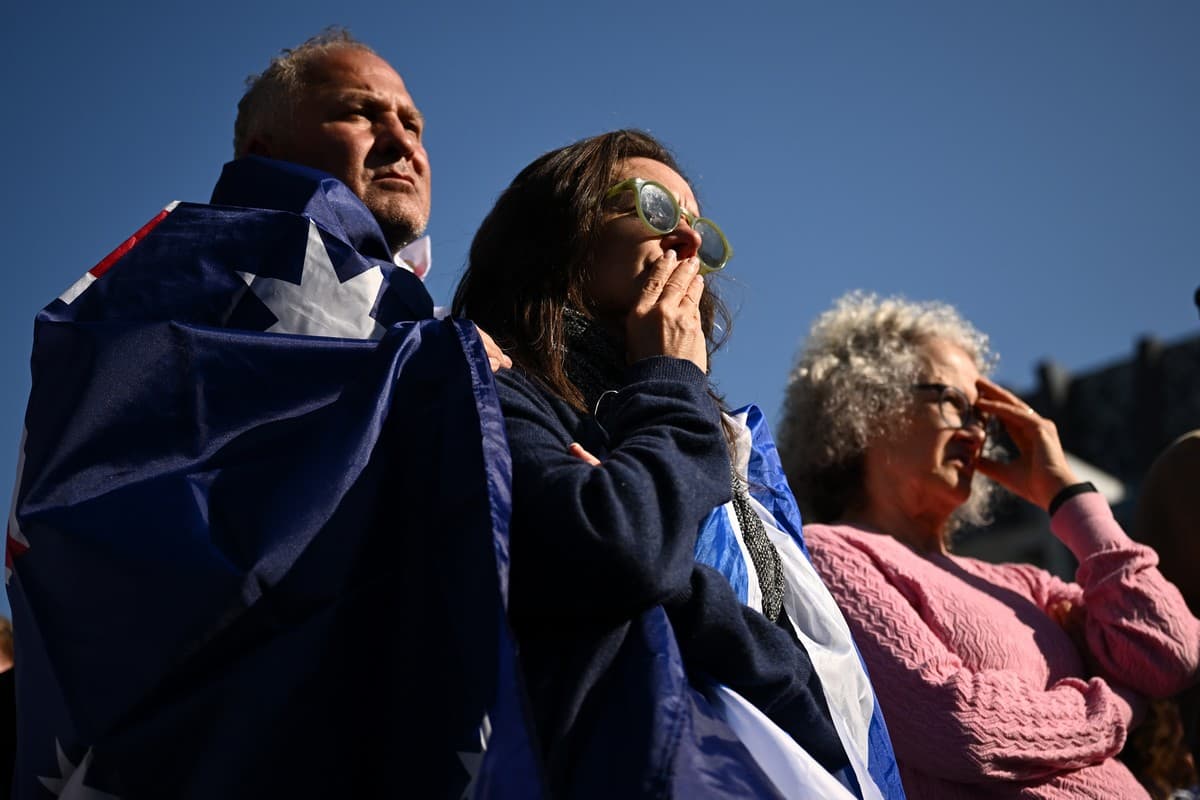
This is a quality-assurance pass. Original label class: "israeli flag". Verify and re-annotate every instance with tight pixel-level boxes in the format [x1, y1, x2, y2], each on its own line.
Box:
[696, 406, 906, 800]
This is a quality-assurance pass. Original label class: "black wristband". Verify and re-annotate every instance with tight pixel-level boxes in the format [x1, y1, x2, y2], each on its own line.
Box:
[1047, 481, 1098, 516]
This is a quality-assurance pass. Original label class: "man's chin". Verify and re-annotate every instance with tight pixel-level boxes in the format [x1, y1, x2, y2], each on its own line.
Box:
[371, 208, 428, 255]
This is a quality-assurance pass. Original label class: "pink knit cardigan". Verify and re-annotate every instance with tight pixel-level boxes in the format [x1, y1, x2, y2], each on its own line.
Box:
[805, 493, 1200, 799]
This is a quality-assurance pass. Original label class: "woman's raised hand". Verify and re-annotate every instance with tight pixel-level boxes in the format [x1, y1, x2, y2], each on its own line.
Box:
[974, 377, 1079, 510]
[624, 250, 707, 372]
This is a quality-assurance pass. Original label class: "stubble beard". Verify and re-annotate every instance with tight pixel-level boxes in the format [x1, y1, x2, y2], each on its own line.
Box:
[368, 194, 429, 255]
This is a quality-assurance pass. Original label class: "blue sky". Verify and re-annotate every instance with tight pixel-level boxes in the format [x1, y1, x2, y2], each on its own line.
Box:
[4, 2, 1197, 617]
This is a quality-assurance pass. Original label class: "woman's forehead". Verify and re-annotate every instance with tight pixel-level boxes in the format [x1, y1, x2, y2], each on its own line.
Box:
[614, 157, 698, 212]
[919, 339, 981, 388]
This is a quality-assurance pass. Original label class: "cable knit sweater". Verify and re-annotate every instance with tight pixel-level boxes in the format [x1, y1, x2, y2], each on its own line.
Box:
[805, 493, 1200, 799]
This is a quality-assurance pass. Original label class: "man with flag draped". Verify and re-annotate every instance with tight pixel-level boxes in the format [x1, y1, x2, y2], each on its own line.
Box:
[5, 30, 535, 798]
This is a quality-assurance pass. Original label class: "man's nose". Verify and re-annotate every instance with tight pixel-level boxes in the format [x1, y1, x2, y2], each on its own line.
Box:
[376, 114, 420, 160]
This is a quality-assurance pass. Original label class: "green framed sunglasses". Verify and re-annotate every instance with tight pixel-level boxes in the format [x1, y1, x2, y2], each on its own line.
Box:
[604, 178, 733, 273]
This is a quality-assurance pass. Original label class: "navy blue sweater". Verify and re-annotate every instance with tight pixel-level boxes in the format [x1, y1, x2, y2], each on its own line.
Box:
[497, 356, 849, 793]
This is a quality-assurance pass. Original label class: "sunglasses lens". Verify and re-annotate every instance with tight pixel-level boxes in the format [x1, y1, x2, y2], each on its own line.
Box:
[639, 183, 678, 233]
[693, 219, 728, 271]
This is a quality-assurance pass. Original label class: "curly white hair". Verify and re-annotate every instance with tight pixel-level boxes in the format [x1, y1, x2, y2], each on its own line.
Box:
[778, 291, 1000, 534]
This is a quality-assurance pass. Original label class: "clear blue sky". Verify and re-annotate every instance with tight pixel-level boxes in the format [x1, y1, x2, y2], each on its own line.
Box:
[4, 2, 1198, 617]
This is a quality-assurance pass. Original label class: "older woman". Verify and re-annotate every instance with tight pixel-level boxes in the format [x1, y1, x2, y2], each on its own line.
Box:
[778, 291, 1200, 799]
[453, 133, 902, 799]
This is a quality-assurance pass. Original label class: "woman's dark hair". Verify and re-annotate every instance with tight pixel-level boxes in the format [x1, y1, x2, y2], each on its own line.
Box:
[452, 129, 731, 411]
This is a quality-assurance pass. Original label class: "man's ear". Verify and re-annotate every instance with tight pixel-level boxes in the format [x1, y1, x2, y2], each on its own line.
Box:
[245, 135, 276, 158]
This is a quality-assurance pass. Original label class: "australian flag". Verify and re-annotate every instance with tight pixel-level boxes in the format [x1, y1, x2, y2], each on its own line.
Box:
[5, 157, 541, 799]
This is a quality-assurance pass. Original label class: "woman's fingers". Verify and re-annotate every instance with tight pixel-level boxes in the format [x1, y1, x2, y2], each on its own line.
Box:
[633, 251, 702, 311]
[635, 250, 694, 312]
[975, 397, 1037, 431]
[973, 455, 1018, 493]
[977, 376, 1024, 405]
[976, 382, 1049, 449]
[656, 253, 701, 306]
[976, 378, 1038, 426]
[975, 377, 1078, 509]
[568, 442, 601, 466]
[683, 270, 705, 308]
[475, 325, 512, 373]
[625, 253, 708, 371]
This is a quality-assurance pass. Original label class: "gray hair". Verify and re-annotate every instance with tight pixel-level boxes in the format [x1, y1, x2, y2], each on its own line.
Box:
[233, 28, 376, 158]
[778, 291, 1000, 534]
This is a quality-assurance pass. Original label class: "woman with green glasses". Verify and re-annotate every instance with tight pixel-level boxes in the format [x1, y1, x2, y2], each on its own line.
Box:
[453, 131, 903, 799]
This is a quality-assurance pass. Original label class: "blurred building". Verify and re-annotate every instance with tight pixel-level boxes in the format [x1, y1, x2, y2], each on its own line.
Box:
[955, 333, 1200, 576]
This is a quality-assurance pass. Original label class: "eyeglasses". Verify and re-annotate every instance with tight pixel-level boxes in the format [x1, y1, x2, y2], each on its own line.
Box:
[912, 383, 996, 436]
[604, 178, 732, 273]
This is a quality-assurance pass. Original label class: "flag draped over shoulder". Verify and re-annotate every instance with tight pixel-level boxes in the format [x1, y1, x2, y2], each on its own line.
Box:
[696, 406, 907, 800]
[6, 158, 540, 799]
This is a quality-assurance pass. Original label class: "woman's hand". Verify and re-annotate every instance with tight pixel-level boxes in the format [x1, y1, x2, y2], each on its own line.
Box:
[974, 377, 1079, 510]
[476, 325, 513, 373]
[624, 250, 707, 372]
[568, 442, 601, 466]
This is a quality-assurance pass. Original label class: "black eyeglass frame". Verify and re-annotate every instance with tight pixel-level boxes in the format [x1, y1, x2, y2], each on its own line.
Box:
[912, 382, 996, 436]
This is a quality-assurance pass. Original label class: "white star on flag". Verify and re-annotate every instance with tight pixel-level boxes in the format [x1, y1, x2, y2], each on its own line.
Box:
[457, 713, 492, 800]
[238, 220, 386, 340]
[38, 740, 121, 800]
